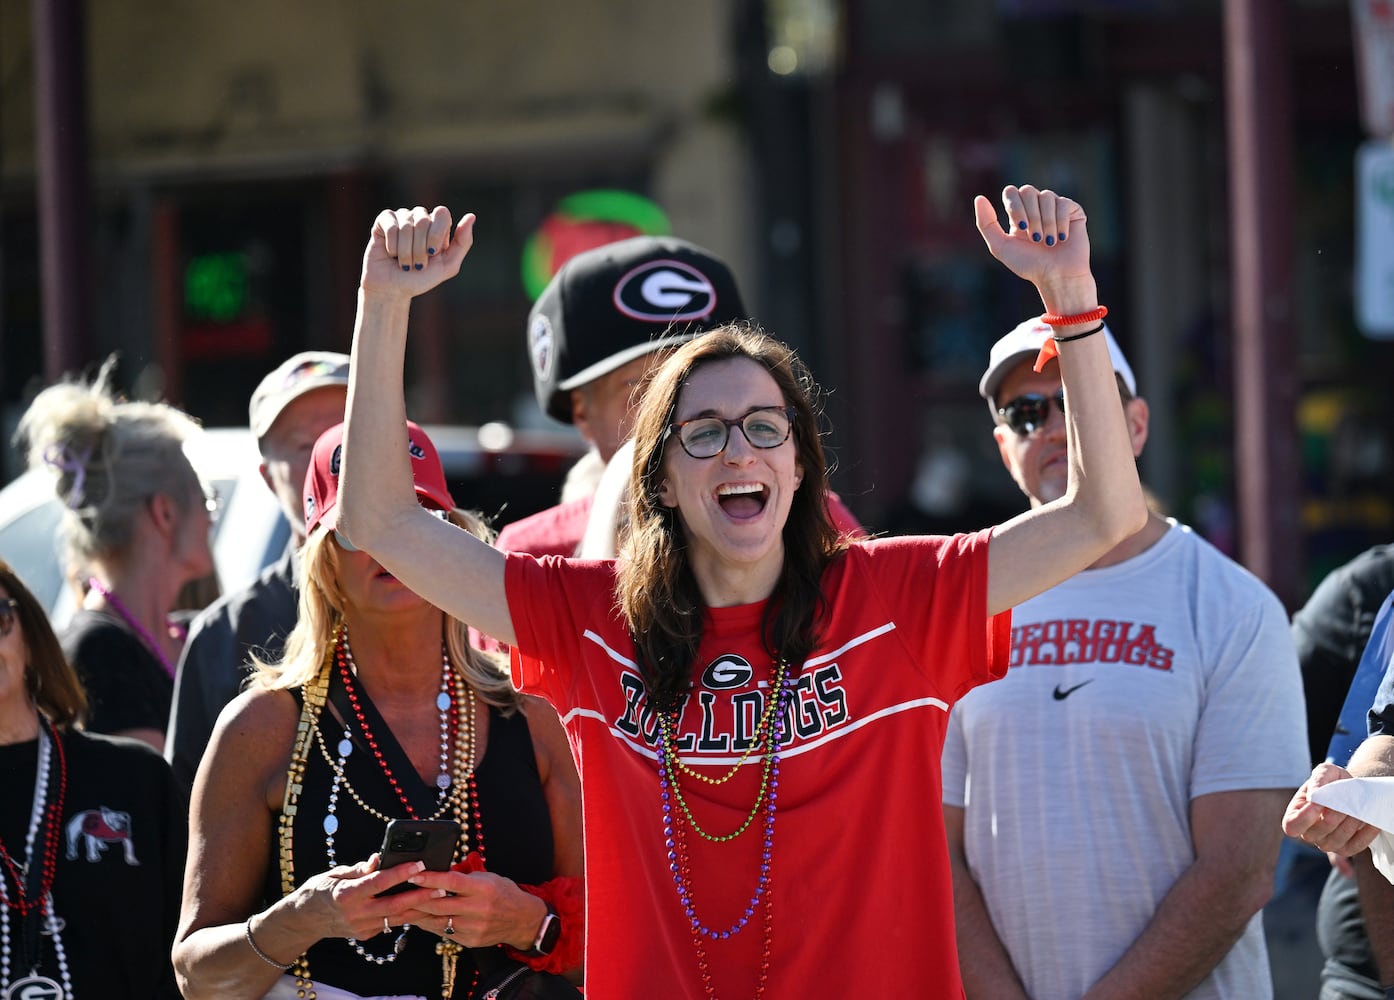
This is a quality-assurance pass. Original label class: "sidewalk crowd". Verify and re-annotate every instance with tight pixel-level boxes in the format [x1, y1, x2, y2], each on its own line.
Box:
[0, 182, 1387, 1000]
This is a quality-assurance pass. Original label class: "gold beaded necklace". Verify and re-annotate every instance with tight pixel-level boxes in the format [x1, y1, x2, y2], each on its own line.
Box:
[655, 660, 795, 1000]
[277, 624, 480, 999]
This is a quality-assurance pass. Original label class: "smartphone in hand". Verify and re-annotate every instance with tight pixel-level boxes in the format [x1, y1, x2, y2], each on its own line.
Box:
[375, 818, 461, 896]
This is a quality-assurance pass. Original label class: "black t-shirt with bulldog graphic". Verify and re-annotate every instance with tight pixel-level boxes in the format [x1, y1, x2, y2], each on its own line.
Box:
[0, 726, 185, 999]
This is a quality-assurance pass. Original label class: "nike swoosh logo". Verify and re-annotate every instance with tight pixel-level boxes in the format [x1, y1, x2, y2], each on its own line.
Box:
[1052, 680, 1094, 701]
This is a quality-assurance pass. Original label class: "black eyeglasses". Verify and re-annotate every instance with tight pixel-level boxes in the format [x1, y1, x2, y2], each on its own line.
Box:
[669, 406, 796, 459]
[0, 598, 19, 637]
[998, 390, 1066, 436]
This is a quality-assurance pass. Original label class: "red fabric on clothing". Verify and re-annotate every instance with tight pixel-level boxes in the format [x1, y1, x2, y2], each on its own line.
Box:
[506, 531, 1008, 998]
[495, 496, 598, 559]
[507, 876, 585, 974]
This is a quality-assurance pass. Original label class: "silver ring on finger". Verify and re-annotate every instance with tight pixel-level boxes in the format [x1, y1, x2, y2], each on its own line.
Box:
[382, 917, 392, 936]
[445, 916, 455, 936]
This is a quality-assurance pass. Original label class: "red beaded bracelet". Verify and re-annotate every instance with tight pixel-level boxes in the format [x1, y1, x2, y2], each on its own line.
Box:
[1040, 305, 1108, 326]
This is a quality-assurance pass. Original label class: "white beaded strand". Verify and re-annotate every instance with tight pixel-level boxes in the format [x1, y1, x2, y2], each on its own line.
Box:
[40, 891, 74, 1000]
[320, 640, 456, 965]
[20, 731, 50, 875]
[338, 633, 453, 806]
[0, 874, 10, 991]
[1, 727, 47, 990]
[323, 726, 406, 964]
[0, 724, 72, 999]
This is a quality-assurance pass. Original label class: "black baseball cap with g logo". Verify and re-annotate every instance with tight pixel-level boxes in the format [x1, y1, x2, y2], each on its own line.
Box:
[528, 235, 747, 424]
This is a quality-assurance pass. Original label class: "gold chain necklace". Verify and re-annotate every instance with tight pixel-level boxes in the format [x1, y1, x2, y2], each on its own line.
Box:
[654, 659, 789, 842]
[656, 660, 788, 787]
[278, 624, 480, 999]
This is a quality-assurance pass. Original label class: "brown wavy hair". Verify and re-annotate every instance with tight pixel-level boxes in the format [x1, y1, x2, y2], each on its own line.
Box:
[0, 559, 88, 728]
[618, 324, 848, 709]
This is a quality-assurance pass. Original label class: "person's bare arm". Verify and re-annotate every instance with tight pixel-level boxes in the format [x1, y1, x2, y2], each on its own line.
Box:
[1347, 849, 1394, 989]
[114, 725, 165, 752]
[172, 688, 431, 998]
[529, 695, 585, 981]
[974, 187, 1148, 617]
[336, 208, 516, 645]
[1083, 788, 1287, 1000]
[943, 804, 1031, 1000]
[525, 696, 584, 881]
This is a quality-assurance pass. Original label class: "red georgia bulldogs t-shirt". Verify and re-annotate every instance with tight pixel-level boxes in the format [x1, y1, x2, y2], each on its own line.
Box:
[507, 530, 1009, 999]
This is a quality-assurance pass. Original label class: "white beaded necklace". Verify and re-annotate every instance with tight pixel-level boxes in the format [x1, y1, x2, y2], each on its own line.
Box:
[0, 723, 73, 1000]
[323, 637, 457, 964]
[280, 628, 481, 1000]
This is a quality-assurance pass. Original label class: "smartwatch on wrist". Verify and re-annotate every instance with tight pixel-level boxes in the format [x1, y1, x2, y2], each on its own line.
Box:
[523, 904, 561, 958]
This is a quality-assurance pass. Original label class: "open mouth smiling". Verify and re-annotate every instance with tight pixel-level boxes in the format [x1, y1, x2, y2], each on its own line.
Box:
[716, 481, 769, 519]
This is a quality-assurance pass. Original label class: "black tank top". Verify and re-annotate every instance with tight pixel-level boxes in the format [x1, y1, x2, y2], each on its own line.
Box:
[265, 674, 555, 997]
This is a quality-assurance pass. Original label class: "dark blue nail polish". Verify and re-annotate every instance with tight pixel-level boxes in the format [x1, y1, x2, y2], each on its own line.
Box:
[1017, 220, 1027, 231]
[427, 247, 436, 255]
[401, 265, 410, 272]
[414, 263, 423, 270]
[1032, 232, 1042, 242]
[1045, 235, 1055, 246]
[1058, 232, 1066, 242]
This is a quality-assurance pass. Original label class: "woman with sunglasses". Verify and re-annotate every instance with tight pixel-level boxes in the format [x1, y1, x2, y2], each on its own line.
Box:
[0, 559, 186, 999]
[18, 358, 217, 751]
[172, 421, 583, 1000]
[334, 184, 1147, 997]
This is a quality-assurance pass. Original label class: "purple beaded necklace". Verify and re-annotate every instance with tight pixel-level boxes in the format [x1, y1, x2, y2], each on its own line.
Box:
[86, 577, 181, 679]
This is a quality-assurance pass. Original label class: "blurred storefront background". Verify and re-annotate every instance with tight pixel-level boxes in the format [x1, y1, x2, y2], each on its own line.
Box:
[2, 0, 1390, 605]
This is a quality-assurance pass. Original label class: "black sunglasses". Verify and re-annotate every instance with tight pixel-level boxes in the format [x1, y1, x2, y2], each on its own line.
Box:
[0, 598, 18, 637]
[997, 390, 1066, 436]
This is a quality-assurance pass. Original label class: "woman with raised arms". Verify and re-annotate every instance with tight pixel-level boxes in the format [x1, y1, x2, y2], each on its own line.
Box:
[335, 186, 1147, 998]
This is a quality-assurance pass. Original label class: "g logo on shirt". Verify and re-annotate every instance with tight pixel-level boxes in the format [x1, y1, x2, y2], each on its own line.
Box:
[6, 975, 64, 1000]
[701, 654, 753, 689]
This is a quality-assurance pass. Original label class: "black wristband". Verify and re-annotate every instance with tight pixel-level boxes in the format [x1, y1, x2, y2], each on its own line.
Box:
[1053, 322, 1106, 344]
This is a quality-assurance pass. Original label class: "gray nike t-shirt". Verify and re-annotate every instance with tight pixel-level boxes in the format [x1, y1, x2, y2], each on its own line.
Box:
[942, 521, 1308, 1000]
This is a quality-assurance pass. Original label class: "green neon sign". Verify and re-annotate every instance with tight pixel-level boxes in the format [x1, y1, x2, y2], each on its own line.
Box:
[185, 252, 248, 323]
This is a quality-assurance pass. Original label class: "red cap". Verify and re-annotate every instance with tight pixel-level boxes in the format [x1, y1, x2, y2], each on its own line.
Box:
[303, 420, 456, 538]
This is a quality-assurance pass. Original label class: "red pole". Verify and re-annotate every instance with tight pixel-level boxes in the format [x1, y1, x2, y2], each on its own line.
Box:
[1223, 0, 1303, 610]
[32, 0, 93, 381]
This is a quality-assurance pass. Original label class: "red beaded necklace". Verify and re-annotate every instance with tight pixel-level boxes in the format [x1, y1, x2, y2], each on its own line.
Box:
[0, 718, 68, 918]
[336, 638, 456, 820]
[285, 628, 487, 1000]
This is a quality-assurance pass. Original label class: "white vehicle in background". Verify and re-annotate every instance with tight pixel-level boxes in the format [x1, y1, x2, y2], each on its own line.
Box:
[0, 422, 585, 628]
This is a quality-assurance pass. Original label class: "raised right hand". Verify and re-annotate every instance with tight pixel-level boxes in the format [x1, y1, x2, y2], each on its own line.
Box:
[360, 206, 475, 300]
[974, 184, 1095, 312]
